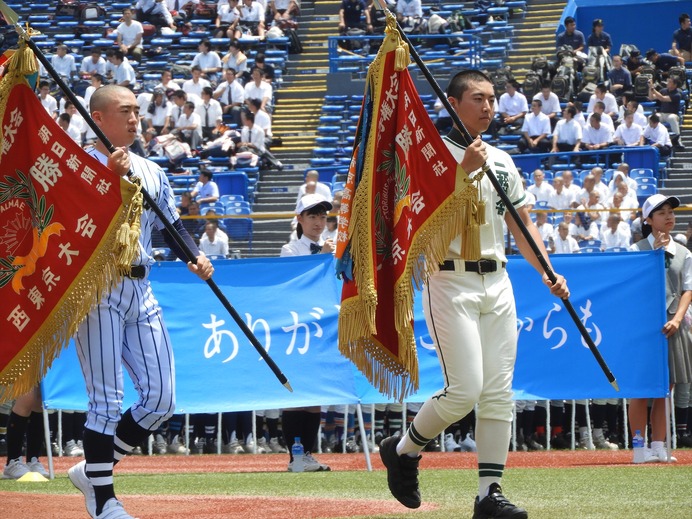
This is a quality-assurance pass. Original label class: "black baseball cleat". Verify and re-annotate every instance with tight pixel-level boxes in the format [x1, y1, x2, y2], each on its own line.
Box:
[472, 483, 528, 519]
[379, 436, 421, 509]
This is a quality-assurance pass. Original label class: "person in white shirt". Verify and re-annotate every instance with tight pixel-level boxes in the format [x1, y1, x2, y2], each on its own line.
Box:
[585, 101, 614, 132]
[551, 105, 582, 153]
[222, 41, 249, 77]
[533, 83, 561, 129]
[146, 88, 173, 135]
[526, 169, 555, 203]
[571, 211, 599, 242]
[182, 66, 212, 98]
[643, 114, 672, 157]
[586, 84, 618, 123]
[518, 99, 551, 154]
[191, 169, 220, 204]
[135, 0, 175, 30]
[84, 73, 104, 111]
[38, 81, 58, 120]
[535, 211, 554, 242]
[297, 170, 333, 202]
[58, 113, 82, 145]
[51, 45, 77, 85]
[590, 167, 610, 201]
[548, 176, 574, 210]
[116, 8, 144, 63]
[216, 0, 241, 37]
[613, 110, 644, 147]
[552, 222, 581, 254]
[497, 80, 528, 133]
[269, 0, 300, 21]
[80, 49, 107, 79]
[247, 98, 272, 140]
[561, 170, 582, 199]
[608, 164, 638, 194]
[199, 221, 229, 257]
[600, 214, 631, 250]
[244, 67, 273, 112]
[239, 109, 266, 154]
[154, 70, 181, 94]
[63, 100, 88, 139]
[237, 0, 266, 39]
[191, 40, 223, 84]
[606, 191, 637, 223]
[109, 50, 136, 88]
[581, 113, 613, 150]
[174, 101, 203, 148]
[196, 86, 224, 141]
[617, 98, 647, 127]
[214, 67, 245, 125]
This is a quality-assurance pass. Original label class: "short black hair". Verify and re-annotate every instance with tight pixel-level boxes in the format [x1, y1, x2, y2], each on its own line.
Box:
[564, 16, 575, 25]
[447, 69, 493, 100]
[680, 13, 690, 24]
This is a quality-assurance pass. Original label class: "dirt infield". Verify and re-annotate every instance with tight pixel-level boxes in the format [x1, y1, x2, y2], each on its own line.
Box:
[2, 450, 690, 518]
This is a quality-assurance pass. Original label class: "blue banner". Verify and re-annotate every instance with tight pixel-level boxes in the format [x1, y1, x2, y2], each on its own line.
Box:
[42, 251, 669, 412]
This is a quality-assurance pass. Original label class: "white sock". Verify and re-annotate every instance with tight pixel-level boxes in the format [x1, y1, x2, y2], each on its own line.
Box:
[396, 401, 448, 456]
[476, 418, 511, 499]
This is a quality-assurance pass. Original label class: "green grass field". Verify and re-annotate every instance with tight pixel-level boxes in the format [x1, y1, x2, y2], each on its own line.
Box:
[2, 464, 692, 518]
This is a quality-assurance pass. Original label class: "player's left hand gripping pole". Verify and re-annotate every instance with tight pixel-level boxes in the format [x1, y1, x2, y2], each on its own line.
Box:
[371, 0, 618, 391]
[1, 2, 293, 392]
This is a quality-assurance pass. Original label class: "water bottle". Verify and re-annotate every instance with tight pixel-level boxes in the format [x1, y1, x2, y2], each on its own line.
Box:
[290, 437, 304, 472]
[632, 429, 645, 463]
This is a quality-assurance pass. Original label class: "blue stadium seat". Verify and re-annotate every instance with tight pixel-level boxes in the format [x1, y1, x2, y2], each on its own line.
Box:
[219, 194, 245, 204]
[580, 246, 601, 253]
[630, 168, 655, 180]
[579, 239, 602, 249]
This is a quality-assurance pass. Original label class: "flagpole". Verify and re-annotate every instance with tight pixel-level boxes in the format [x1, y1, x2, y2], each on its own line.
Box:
[2, 7, 293, 392]
[370, 2, 618, 391]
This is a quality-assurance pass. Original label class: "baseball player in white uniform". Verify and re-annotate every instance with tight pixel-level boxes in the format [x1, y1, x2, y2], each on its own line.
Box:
[380, 70, 569, 519]
[67, 85, 213, 519]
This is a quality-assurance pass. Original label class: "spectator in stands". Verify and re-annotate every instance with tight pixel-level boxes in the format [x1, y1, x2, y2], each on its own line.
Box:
[586, 101, 614, 132]
[297, 170, 332, 202]
[191, 169, 220, 204]
[616, 182, 638, 209]
[527, 169, 554, 203]
[323, 215, 338, 242]
[586, 85, 618, 124]
[116, 8, 144, 63]
[613, 110, 644, 147]
[561, 170, 581, 199]
[247, 98, 272, 143]
[395, 0, 424, 32]
[331, 190, 343, 213]
[183, 65, 212, 98]
[135, 0, 176, 31]
[584, 190, 607, 224]
[51, 44, 78, 86]
[244, 66, 273, 112]
[63, 101, 87, 140]
[645, 48, 685, 76]
[84, 73, 104, 111]
[555, 16, 586, 59]
[649, 76, 685, 150]
[222, 40, 249, 79]
[238, 109, 266, 153]
[590, 166, 610, 201]
[192, 40, 223, 85]
[606, 191, 637, 224]
[108, 49, 136, 89]
[80, 48, 107, 80]
[279, 194, 334, 473]
[339, 0, 372, 35]
[237, 0, 266, 39]
[625, 48, 646, 79]
[214, 67, 245, 126]
[270, 0, 300, 21]
[253, 53, 276, 84]
[154, 70, 181, 95]
[609, 164, 638, 193]
[216, 0, 241, 38]
[58, 113, 82, 145]
[146, 88, 172, 135]
[581, 113, 613, 151]
[199, 221, 230, 257]
[497, 80, 527, 134]
[535, 211, 554, 242]
[178, 191, 193, 215]
[571, 211, 599, 241]
[551, 105, 582, 154]
[197, 86, 224, 142]
[548, 176, 574, 210]
[533, 82, 561, 130]
[617, 97, 647, 128]
[586, 18, 611, 54]
[182, 200, 202, 240]
[173, 101, 203, 149]
[518, 99, 551, 154]
[606, 55, 632, 99]
[671, 13, 692, 63]
[643, 113, 673, 157]
[553, 222, 581, 254]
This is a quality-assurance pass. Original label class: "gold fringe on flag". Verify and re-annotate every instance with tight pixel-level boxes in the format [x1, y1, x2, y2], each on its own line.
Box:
[0, 38, 141, 401]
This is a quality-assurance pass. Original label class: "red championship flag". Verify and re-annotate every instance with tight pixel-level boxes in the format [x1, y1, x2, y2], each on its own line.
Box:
[0, 41, 141, 400]
[336, 14, 481, 400]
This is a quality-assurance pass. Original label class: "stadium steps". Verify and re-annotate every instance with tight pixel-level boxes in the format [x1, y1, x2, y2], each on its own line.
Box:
[661, 121, 692, 233]
[504, 0, 566, 77]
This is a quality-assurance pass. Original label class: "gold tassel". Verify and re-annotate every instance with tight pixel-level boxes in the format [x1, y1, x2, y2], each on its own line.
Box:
[476, 177, 486, 226]
[114, 177, 143, 274]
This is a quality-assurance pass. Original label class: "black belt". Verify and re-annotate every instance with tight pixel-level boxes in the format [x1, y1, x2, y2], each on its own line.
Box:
[439, 259, 506, 274]
[126, 265, 147, 279]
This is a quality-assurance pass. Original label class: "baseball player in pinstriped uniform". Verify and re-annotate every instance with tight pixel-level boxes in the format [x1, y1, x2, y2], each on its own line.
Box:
[67, 85, 214, 519]
[380, 70, 570, 518]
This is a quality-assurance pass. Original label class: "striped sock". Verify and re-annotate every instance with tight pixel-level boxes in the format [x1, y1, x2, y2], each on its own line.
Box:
[83, 428, 115, 515]
[396, 402, 448, 456]
[114, 410, 150, 463]
[476, 418, 511, 498]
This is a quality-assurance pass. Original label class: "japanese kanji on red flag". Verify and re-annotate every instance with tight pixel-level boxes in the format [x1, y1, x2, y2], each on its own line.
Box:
[0, 40, 141, 400]
[336, 14, 482, 400]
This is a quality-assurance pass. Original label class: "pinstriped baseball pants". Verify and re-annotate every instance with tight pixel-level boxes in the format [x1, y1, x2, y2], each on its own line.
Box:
[423, 268, 517, 424]
[75, 276, 176, 436]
